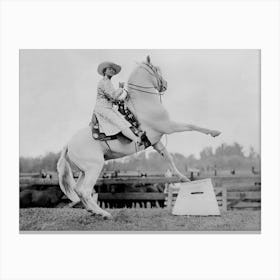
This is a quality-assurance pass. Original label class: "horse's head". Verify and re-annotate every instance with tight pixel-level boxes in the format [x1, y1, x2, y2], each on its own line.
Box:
[128, 56, 167, 95]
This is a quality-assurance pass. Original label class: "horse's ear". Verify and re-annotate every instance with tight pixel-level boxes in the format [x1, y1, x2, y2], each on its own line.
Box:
[146, 55, 151, 64]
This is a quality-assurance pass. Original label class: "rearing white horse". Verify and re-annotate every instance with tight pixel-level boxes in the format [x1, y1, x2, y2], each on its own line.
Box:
[57, 56, 221, 218]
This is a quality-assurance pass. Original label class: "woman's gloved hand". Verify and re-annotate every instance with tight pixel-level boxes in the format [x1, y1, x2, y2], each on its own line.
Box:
[118, 89, 128, 101]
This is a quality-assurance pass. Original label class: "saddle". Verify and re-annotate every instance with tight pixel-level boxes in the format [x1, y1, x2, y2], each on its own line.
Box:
[90, 101, 151, 148]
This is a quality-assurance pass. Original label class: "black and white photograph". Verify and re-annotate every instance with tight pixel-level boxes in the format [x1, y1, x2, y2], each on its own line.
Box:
[1, 1, 280, 279]
[19, 49, 261, 232]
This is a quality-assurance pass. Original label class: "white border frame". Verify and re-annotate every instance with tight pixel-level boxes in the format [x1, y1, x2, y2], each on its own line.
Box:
[1, 1, 279, 280]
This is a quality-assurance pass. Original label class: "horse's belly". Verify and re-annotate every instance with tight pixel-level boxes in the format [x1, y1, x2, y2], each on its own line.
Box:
[103, 140, 146, 160]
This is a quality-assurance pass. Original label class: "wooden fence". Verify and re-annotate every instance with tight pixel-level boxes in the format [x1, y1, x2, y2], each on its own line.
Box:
[20, 175, 183, 189]
[20, 174, 261, 210]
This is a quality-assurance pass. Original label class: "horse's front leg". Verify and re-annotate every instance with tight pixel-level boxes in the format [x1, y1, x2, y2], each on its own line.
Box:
[159, 121, 221, 137]
[153, 141, 190, 182]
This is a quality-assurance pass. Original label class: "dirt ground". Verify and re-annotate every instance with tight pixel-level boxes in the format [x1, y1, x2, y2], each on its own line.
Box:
[19, 208, 261, 232]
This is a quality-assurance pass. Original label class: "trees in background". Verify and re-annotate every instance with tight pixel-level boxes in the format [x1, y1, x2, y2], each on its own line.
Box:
[198, 143, 260, 172]
[19, 142, 260, 174]
[20, 152, 60, 173]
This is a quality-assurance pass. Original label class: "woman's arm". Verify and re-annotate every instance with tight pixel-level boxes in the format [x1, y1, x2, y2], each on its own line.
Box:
[101, 79, 123, 99]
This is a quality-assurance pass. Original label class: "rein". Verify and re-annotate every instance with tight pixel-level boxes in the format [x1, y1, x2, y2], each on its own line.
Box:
[127, 84, 164, 103]
[127, 83, 163, 95]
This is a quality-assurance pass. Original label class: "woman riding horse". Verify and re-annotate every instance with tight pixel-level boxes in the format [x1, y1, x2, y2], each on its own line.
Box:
[57, 56, 221, 219]
[93, 62, 141, 146]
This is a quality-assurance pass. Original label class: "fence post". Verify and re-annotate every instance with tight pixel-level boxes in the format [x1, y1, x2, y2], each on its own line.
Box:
[222, 186, 227, 211]
[167, 184, 172, 212]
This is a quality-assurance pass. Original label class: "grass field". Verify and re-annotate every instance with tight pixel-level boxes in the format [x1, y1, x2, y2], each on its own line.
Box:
[19, 208, 261, 232]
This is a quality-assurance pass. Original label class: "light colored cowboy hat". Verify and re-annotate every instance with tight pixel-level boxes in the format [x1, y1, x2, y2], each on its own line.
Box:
[97, 62, 121, 76]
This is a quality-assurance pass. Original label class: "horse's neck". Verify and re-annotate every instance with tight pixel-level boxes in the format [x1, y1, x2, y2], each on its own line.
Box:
[126, 64, 170, 142]
[128, 65, 153, 87]
[126, 89, 169, 144]
[127, 88, 164, 119]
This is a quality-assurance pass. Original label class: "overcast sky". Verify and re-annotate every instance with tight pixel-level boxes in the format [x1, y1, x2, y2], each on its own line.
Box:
[19, 49, 260, 158]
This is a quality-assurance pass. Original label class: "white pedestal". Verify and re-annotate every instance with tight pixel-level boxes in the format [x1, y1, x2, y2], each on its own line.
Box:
[172, 179, 220, 216]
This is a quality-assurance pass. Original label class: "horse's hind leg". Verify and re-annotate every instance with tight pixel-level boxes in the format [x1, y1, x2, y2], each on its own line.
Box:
[65, 172, 84, 208]
[74, 163, 112, 219]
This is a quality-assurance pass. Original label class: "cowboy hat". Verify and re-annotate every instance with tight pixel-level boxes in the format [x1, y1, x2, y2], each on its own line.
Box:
[97, 62, 121, 76]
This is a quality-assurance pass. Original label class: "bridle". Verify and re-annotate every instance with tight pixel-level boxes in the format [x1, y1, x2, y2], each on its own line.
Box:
[127, 63, 167, 101]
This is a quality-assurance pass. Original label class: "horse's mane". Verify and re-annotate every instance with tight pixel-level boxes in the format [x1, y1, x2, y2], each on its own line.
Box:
[128, 61, 161, 82]
[127, 62, 144, 82]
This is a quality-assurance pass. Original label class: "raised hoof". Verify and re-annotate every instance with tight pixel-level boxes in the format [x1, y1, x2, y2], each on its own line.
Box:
[210, 130, 221, 137]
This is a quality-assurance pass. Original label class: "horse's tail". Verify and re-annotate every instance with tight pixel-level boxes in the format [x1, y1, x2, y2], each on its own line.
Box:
[57, 146, 80, 203]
